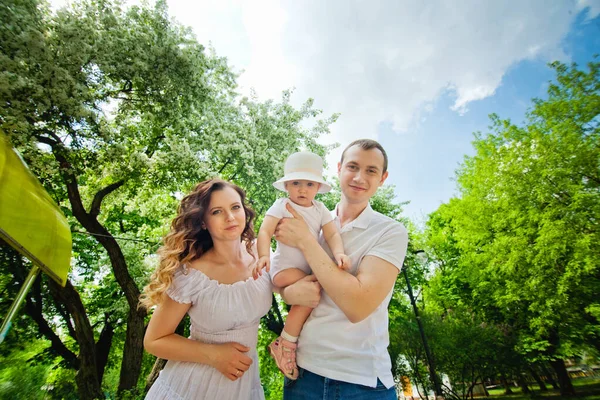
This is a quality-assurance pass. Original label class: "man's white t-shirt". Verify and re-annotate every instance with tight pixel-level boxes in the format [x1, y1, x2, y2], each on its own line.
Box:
[296, 203, 408, 388]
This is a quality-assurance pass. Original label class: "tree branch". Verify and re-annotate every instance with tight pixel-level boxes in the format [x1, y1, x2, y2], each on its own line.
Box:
[262, 294, 284, 335]
[49, 143, 89, 221]
[218, 158, 231, 174]
[89, 180, 125, 219]
[43, 125, 147, 394]
[145, 134, 165, 158]
[583, 172, 600, 186]
[37, 134, 59, 147]
[24, 279, 79, 369]
[56, 299, 77, 341]
[95, 314, 114, 384]
[48, 279, 103, 398]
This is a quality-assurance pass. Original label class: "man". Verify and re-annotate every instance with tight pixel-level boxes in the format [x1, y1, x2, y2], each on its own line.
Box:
[276, 139, 408, 399]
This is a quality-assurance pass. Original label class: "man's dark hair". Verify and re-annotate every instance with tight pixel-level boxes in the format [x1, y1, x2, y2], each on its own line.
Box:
[340, 139, 388, 174]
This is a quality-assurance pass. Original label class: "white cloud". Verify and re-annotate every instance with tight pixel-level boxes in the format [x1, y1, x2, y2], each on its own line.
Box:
[50, 0, 588, 178]
[237, 0, 297, 98]
[166, 0, 250, 72]
[195, 0, 576, 168]
[53, 0, 581, 128]
[577, 0, 600, 20]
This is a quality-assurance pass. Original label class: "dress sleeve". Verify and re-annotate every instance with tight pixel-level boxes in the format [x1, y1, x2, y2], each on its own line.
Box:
[265, 198, 287, 219]
[165, 268, 199, 304]
[366, 224, 408, 271]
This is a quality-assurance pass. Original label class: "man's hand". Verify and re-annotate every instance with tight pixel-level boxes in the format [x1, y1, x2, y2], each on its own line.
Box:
[282, 274, 321, 308]
[275, 203, 314, 250]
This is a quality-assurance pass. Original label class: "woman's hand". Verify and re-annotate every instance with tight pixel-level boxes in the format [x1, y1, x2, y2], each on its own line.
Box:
[208, 342, 253, 381]
[282, 274, 322, 308]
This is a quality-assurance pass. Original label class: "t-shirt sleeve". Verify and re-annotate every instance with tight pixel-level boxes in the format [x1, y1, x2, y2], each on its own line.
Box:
[265, 198, 287, 219]
[317, 201, 334, 226]
[366, 224, 408, 271]
[165, 268, 197, 304]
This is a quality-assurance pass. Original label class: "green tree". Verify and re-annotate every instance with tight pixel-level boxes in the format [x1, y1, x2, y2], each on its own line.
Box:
[424, 60, 600, 396]
[0, 0, 335, 398]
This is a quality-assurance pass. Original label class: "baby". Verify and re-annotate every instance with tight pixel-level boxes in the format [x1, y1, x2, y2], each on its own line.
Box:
[252, 151, 350, 380]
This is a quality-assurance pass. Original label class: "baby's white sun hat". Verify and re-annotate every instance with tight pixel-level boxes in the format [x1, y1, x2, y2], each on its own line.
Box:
[273, 151, 332, 194]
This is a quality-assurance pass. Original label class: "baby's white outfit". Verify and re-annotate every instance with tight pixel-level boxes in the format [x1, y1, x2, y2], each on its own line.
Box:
[267, 198, 333, 279]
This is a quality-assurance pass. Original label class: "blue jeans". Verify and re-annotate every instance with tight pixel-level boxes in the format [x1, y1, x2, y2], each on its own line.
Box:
[283, 367, 397, 400]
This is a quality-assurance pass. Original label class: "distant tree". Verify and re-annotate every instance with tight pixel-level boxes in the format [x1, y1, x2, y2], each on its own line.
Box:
[424, 61, 600, 396]
[0, 0, 335, 398]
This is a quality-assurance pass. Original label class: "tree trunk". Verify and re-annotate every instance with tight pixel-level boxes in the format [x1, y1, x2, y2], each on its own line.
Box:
[95, 316, 114, 384]
[24, 274, 80, 369]
[263, 294, 284, 335]
[412, 356, 429, 400]
[49, 280, 103, 400]
[55, 152, 147, 394]
[528, 366, 548, 391]
[517, 375, 530, 394]
[144, 322, 183, 394]
[549, 359, 575, 396]
[482, 378, 490, 397]
[80, 219, 146, 394]
[540, 362, 559, 390]
[84, 217, 146, 394]
[145, 358, 168, 393]
[500, 374, 513, 395]
[118, 306, 146, 393]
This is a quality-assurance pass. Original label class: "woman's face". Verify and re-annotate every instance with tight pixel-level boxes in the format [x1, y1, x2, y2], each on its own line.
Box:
[203, 186, 246, 241]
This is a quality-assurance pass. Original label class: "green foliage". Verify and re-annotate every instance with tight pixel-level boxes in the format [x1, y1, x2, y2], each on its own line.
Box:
[0, 339, 52, 400]
[258, 322, 284, 400]
[0, 0, 336, 397]
[430, 311, 511, 399]
[422, 60, 600, 394]
[389, 308, 433, 397]
[44, 367, 79, 400]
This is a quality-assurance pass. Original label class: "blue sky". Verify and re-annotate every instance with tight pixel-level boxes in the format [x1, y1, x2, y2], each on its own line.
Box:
[50, 1, 600, 221]
[382, 8, 600, 222]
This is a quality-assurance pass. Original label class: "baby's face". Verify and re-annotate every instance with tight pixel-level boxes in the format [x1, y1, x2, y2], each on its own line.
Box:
[285, 180, 320, 207]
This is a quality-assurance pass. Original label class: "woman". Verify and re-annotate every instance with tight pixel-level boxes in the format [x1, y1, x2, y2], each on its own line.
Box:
[140, 179, 320, 399]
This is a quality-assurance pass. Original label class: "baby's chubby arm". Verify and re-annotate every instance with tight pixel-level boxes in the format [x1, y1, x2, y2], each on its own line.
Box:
[322, 221, 351, 271]
[252, 215, 281, 279]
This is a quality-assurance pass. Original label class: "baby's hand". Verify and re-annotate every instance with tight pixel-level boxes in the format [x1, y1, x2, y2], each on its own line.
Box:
[252, 256, 271, 280]
[335, 253, 351, 271]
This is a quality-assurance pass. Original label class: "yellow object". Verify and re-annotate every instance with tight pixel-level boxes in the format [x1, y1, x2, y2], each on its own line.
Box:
[401, 376, 413, 397]
[0, 131, 72, 286]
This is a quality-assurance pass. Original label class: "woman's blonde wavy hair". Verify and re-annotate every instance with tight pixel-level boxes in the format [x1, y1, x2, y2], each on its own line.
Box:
[139, 179, 256, 309]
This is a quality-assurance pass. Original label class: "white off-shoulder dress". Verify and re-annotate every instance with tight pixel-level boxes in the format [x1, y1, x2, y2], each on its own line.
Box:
[145, 266, 273, 400]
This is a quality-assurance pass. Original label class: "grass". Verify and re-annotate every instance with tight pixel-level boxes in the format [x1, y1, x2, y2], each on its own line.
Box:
[483, 377, 600, 400]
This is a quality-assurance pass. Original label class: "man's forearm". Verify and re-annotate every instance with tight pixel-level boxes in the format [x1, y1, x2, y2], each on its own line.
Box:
[297, 236, 369, 323]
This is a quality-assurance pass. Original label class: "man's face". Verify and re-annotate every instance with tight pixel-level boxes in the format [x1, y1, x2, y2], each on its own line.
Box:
[337, 145, 388, 205]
